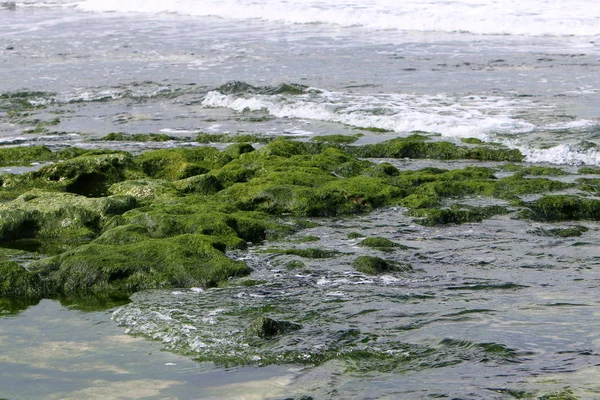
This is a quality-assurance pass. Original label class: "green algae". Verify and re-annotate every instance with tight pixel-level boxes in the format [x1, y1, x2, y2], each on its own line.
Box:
[520, 195, 600, 221]
[311, 134, 362, 144]
[135, 147, 231, 180]
[29, 234, 250, 296]
[0, 91, 50, 112]
[576, 177, 600, 194]
[529, 225, 588, 237]
[108, 179, 177, 202]
[538, 388, 579, 400]
[577, 166, 600, 175]
[408, 205, 510, 226]
[460, 137, 484, 144]
[347, 232, 366, 239]
[501, 164, 568, 176]
[0, 145, 54, 167]
[28, 151, 139, 196]
[0, 191, 138, 247]
[196, 132, 273, 144]
[264, 248, 340, 258]
[357, 237, 408, 251]
[353, 256, 412, 275]
[215, 81, 310, 96]
[1, 137, 598, 305]
[285, 260, 306, 270]
[353, 126, 393, 133]
[0, 261, 43, 299]
[347, 135, 523, 161]
[101, 132, 175, 142]
[247, 316, 302, 338]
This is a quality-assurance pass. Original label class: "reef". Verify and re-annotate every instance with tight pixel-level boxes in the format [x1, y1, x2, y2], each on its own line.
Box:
[0, 137, 595, 304]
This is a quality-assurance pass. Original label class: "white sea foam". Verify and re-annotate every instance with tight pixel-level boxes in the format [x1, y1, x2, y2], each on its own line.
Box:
[203, 87, 600, 165]
[520, 144, 600, 166]
[70, 0, 600, 37]
[202, 89, 535, 139]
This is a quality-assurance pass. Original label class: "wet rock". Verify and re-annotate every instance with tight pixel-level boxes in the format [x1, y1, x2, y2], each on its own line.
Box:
[353, 256, 412, 275]
[0, 261, 43, 299]
[358, 237, 408, 251]
[30, 151, 136, 196]
[109, 179, 176, 202]
[0, 191, 138, 245]
[347, 134, 523, 161]
[135, 147, 231, 180]
[247, 316, 302, 338]
[520, 195, 600, 221]
[408, 205, 510, 226]
[172, 174, 223, 195]
[29, 234, 251, 296]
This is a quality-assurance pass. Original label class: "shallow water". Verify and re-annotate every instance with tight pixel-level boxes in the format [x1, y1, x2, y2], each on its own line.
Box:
[1, 1, 600, 399]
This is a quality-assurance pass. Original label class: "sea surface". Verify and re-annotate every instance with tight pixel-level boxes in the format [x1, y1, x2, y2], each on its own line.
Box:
[1, 0, 600, 399]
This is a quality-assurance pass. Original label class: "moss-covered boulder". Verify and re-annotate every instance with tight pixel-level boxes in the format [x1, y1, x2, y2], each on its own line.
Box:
[0, 191, 138, 246]
[0, 261, 44, 299]
[0, 145, 54, 167]
[108, 179, 177, 202]
[172, 174, 223, 195]
[357, 237, 407, 251]
[29, 152, 136, 196]
[29, 234, 250, 296]
[408, 205, 510, 226]
[520, 195, 600, 221]
[353, 256, 412, 275]
[135, 147, 231, 180]
[247, 316, 302, 338]
[347, 135, 523, 162]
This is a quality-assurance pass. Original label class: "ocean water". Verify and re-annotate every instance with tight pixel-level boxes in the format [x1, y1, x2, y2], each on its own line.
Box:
[1, 1, 600, 399]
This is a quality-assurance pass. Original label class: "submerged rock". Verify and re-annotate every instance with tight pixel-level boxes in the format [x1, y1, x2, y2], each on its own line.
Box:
[358, 237, 407, 251]
[353, 256, 412, 275]
[247, 316, 302, 338]
[520, 195, 600, 221]
[0, 261, 44, 299]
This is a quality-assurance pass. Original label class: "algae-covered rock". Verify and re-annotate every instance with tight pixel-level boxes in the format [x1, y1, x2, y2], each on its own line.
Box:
[358, 237, 407, 251]
[353, 256, 412, 275]
[538, 388, 579, 400]
[529, 225, 588, 237]
[347, 232, 366, 239]
[172, 174, 223, 195]
[29, 234, 251, 295]
[247, 316, 302, 338]
[0, 145, 54, 167]
[408, 205, 510, 226]
[135, 147, 231, 180]
[0, 261, 44, 299]
[0, 191, 138, 246]
[520, 195, 600, 221]
[348, 135, 523, 162]
[102, 132, 174, 142]
[30, 152, 136, 196]
[108, 179, 177, 202]
[311, 134, 361, 144]
[265, 248, 340, 258]
[104, 196, 285, 246]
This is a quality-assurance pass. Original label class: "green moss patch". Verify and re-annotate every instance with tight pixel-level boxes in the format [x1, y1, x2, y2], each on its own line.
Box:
[102, 132, 175, 142]
[264, 248, 341, 258]
[311, 134, 362, 144]
[353, 256, 412, 275]
[529, 225, 588, 237]
[29, 234, 250, 296]
[358, 237, 408, 251]
[348, 135, 523, 161]
[520, 195, 600, 221]
[408, 205, 510, 226]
